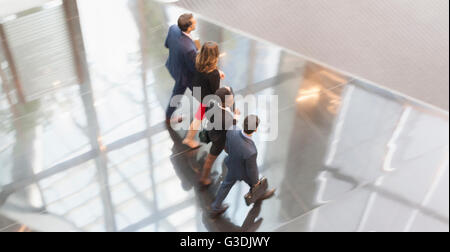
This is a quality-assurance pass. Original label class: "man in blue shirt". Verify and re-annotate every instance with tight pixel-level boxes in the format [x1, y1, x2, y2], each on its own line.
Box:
[210, 115, 276, 216]
[164, 13, 198, 125]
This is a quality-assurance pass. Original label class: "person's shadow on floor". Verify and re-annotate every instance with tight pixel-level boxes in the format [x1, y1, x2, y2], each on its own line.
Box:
[166, 126, 265, 232]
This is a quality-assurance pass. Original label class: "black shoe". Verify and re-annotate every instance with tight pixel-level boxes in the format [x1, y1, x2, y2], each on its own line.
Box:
[209, 204, 229, 218]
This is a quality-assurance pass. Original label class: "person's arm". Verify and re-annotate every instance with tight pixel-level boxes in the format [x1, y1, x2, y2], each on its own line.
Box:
[227, 87, 238, 114]
[211, 70, 221, 93]
[245, 154, 260, 187]
[164, 27, 171, 49]
[224, 109, 237, 130]
[184, 49, 197, 73]
[219, 70, 226, 80]
[224, 131, 231, 154]
[204, 71, 221, 104]
[223, 86, 238, 113]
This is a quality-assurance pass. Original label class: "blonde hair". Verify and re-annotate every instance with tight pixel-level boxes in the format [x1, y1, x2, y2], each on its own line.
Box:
[196, 41, 219, 73]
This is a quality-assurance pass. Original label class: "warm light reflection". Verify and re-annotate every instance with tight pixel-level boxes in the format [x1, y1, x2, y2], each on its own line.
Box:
[17, 225, 29, 232]
[99, 144, 107, 152]
[97, 136, 107, 152]
[52, 80, 62, 87]
[219, 52, 227, 58]
[296, 87, 321, 102]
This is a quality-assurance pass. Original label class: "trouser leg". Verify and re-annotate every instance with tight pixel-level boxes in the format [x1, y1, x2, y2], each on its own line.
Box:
[166, 82, 187, 120]
[200, 154, 218, 184]
[211, 177, 236, 210]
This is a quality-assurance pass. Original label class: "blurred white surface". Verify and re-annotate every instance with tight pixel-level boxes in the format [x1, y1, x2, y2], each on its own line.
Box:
[0, 0, 53, 18]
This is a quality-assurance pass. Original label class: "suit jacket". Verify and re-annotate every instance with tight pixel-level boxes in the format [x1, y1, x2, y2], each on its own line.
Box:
[165, 25, 197, 88]
[224, 127, 259, 184]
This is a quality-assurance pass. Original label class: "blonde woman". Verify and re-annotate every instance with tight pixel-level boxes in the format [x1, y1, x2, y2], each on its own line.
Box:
[183, 41, 225, 149]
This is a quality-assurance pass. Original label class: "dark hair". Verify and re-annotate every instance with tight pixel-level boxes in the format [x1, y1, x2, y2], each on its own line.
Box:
[215, 88, 232, 105]
[196, 42, 219, 73]
[178, 13, 194, 32]
[244, 115, 260, 135]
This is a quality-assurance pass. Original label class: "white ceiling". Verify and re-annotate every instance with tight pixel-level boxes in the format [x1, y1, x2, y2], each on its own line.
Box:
[176, 0, 450, 111]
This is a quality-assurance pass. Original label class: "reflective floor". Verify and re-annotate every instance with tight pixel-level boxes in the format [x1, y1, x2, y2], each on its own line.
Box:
[0, 0, 449, 232]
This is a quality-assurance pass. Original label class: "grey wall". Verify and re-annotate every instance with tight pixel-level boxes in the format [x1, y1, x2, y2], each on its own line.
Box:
[176, 0, 449, 111]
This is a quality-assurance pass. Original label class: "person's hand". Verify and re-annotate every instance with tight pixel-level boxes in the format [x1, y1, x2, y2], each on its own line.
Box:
[219, 70, 226, 80]
[234, 108, 241, 116]
[194, 39, 201, 50]
[253, 180, 262, 189]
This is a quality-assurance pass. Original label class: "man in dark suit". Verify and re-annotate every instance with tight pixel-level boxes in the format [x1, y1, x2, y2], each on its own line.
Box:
[210, 115, 276, 216]
[165, 13, 198, 125]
